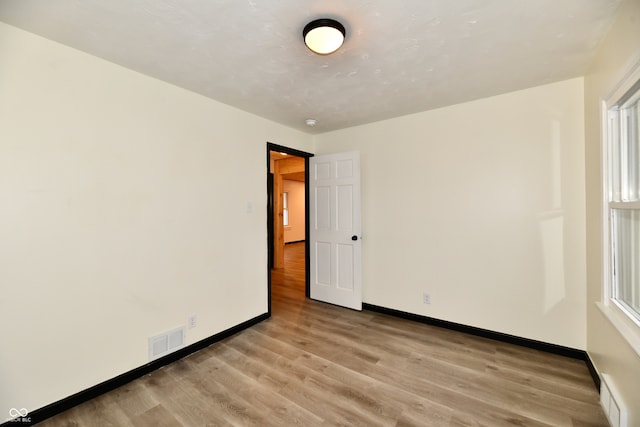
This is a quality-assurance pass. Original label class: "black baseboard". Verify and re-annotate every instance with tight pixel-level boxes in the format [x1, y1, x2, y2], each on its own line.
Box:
[6, 313, 270, 427]
[585, 354, 601, 392]
[363, 303, 601, 389]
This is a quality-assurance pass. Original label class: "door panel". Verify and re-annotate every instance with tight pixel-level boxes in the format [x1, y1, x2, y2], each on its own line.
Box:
[337, 185, 353, 230]
[336, 243, 354, 290]
[316, 186, 331, 230]
[316, 242, 331, 286]
[310, 151, 362, 310]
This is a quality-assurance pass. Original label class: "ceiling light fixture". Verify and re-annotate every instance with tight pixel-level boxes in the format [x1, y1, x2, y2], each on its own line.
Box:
[303, 19, 346, 55]
[305, 118, 317, 127]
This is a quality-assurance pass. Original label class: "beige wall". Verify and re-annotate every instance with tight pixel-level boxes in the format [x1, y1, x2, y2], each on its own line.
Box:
[0, 22, 312, 414]
[584, 0, 640, 424]
[314, 78, 586, 349]
[284, 180, 305, 243]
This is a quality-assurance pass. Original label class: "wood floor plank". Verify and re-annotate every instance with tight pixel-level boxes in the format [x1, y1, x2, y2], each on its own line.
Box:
[326, 342, 554, 427]
[38, 242, 607, 426]
[130, 404, 182, 427]
[219, 369, 325, 426]
[109, 380, 159, 419]
[390, 351, 600, 426]
[60, 394, 135, 427]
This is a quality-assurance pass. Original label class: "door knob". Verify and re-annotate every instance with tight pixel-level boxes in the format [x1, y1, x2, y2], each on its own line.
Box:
[351, 235, 358, 241]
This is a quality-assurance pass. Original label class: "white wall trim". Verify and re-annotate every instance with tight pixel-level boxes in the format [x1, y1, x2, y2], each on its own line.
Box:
[596, 302, 640, 358]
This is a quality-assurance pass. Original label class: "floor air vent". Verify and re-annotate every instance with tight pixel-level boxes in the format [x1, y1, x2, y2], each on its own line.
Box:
[149, 326, 185, 361]
[600, 374, 628, 427]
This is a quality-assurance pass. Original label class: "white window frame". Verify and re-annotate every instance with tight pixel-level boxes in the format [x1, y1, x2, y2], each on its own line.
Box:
[599, 59, 640, 357]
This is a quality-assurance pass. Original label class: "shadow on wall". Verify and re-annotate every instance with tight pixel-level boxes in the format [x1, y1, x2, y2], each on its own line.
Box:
[538, 119, 566, 314]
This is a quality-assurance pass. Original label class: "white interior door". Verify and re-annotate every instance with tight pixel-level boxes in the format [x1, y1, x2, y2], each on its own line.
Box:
[310, 151, 362, 310]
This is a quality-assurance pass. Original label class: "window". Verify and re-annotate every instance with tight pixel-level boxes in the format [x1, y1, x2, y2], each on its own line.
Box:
[283, 191, 289, 226]
[606, 77, 640, 324]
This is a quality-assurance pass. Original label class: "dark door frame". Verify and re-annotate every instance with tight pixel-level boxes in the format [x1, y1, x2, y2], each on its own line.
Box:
[266, 142, 313, 315]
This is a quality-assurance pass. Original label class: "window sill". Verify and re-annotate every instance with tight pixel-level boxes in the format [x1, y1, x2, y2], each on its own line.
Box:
[596, 301, 640, 358]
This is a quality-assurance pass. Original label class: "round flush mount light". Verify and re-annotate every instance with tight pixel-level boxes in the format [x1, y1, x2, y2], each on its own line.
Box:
[305, 118, 317, 127]
[303, 19, 346, 55]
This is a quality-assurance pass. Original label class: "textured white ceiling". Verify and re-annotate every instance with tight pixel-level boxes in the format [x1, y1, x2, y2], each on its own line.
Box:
[0, 0, 622, 133]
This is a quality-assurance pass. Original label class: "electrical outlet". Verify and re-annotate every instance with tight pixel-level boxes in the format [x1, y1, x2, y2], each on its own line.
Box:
[423, 293, 431, 304]
[188, 315, 197, 329]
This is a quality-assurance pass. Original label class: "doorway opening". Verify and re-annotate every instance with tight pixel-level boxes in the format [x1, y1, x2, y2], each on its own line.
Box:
[266, 142, 313, 315]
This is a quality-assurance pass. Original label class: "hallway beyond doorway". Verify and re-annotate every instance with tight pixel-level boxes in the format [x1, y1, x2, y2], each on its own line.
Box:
[271, 242, 306, 312]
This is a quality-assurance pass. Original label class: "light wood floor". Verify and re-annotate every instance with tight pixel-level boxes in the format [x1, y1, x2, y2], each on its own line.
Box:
[39, 242, 607, 426]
